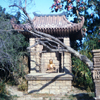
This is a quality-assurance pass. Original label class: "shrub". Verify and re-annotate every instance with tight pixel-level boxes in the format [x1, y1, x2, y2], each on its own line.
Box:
[18, 81, 28, 91]
[72, 56, 94, 91]
[0, 81, 13, 100]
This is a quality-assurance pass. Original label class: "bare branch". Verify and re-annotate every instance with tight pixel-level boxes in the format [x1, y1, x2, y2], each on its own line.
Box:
[9, 4, 23, 11]
[0, 29, 24, 32]
[25, 0, 27, 10]
[27, 41, 39, 50]
[0, 68, 5, 72]
[40, 41, 52, 51]
[9, 4, 93, 70]
[44, 41, 58, 49]
[44, 38, 60, 46]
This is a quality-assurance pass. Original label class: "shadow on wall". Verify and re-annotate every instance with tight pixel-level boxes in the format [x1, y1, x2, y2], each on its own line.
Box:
[28, 73, 71, 94]
[30, 59, 40, 72]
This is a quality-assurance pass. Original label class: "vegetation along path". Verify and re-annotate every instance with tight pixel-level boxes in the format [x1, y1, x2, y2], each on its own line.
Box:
[6, 85, 94, 100]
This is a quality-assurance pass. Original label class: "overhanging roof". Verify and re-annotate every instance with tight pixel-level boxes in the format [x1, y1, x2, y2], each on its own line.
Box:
[11, 12, 85, 40]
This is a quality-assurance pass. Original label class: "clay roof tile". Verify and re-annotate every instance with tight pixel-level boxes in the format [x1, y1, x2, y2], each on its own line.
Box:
[11, 12, 85, 40]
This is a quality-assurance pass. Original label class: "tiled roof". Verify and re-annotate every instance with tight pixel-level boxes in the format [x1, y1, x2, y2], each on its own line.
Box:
[11, 12, 84, 40]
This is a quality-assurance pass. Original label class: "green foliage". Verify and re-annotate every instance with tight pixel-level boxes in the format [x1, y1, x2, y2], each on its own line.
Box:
[72, 56, 94, 91]
[72, 44, 95, 91]
[18, 82, 28, 91]
[0, 81, 13, 100]
[0, 6, 29, 83]
[51, 0, 100, 91]
[0, 81, 6, 94]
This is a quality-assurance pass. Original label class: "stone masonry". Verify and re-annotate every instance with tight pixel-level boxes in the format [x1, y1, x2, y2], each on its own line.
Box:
[12, 13, 85, 95]
[92, 49, 100, 100]
[41, 52, 60, 73]
[29, 37, 71, 73]
[28, 80, 72, 94]
[26, 37, 73, 94]
[25, 73, 73, 94]
[64, 38, 71, 73]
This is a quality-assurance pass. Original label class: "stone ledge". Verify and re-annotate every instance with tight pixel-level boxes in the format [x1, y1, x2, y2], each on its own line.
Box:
[25, 73, 73, 81]
[94, 97, 100, 100]
[94, 65, 100, 67]
[92, 49, 100, 53]
[94, 80, 100, 82]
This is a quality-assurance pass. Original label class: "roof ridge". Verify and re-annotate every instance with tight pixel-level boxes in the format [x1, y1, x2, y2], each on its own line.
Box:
[33, 12, 67, 17]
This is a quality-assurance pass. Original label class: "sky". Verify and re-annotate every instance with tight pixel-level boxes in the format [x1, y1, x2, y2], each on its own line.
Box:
[0, 0, 63, 19]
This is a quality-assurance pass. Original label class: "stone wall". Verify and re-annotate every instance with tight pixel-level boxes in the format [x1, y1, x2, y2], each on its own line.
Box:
[28, 80, 71, 94]
[30, 38, 43, 73]
[92, 49, 100, 100]
[25, 73, 73, 94]
[41, 52, 60, 73]
[29, 37, 72, 73]
[26, 37, 73, 94]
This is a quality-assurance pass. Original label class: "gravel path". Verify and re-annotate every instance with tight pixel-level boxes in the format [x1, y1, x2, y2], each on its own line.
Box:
[6, 85, 94, 100]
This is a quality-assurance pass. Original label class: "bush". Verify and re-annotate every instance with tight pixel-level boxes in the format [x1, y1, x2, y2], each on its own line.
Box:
[0, 81, 6, 94]
[0, 6, 29, 83]
[0, 81, 13, 100]
[18, 81, 28, 91]
[72, 56, 94, 91]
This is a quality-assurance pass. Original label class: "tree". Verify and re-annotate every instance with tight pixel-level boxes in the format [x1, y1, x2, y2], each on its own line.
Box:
[0, 0, 95, 91]
[51, 0, 100, 47]
[0, 6, 28, 82]
[8, 0, 93, 72]
[51, 0, 100, 48]
[51, 0, 100, 90]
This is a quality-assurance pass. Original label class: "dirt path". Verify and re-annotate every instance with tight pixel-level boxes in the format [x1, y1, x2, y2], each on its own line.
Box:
[6, 85, 94, 100]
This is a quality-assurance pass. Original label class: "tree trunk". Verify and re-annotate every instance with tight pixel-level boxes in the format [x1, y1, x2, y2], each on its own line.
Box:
[9, 4, 93, 70]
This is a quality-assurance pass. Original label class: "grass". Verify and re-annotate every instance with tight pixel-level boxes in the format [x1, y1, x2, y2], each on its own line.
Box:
[18, 82, 28, 91]
[0, 93, 18, 100]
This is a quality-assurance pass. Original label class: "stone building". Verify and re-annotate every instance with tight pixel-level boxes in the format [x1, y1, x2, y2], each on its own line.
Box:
[11, 12, 84, 94]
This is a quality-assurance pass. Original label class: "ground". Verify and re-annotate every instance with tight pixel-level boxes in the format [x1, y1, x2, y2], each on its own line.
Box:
[6, 85, 95, 100]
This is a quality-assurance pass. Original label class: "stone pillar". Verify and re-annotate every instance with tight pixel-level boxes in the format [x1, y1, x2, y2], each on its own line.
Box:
[41, 53, 48, 73]
[30, 38, 36, 73]
[35, 44, 41, 72]
[92, 49, 100, 100]
[61, 52, 64, 72]
[63, 37, 71, 73]
[30, 38, 43, 73]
